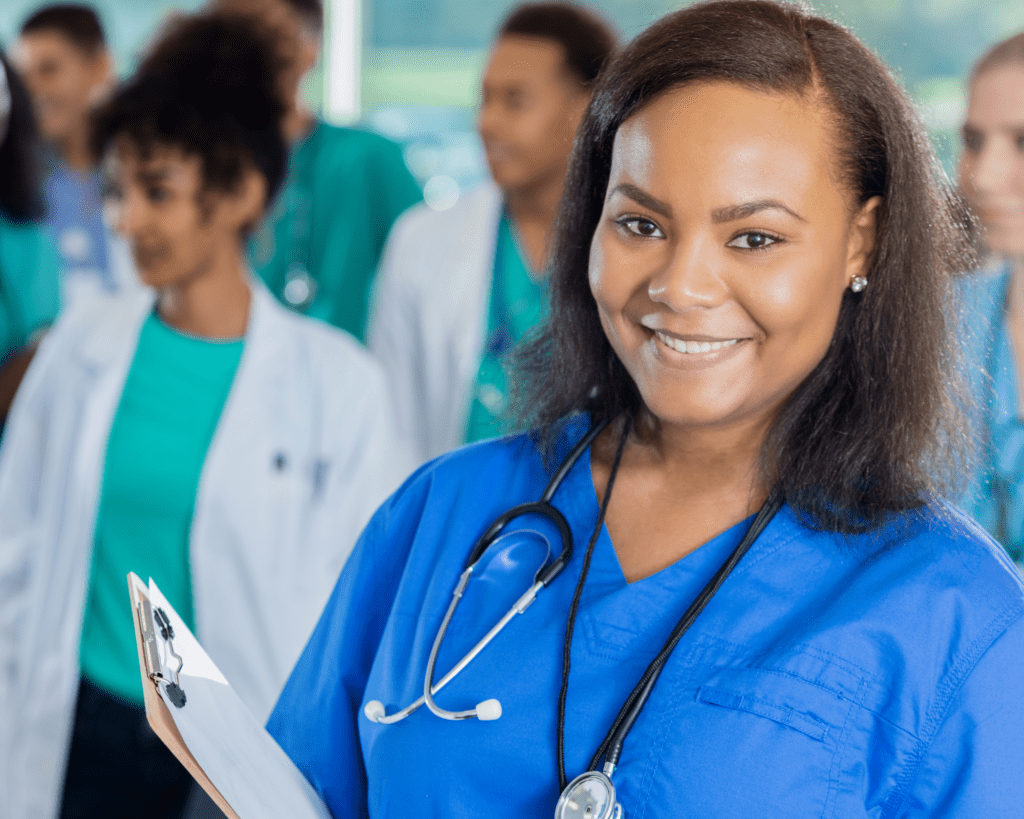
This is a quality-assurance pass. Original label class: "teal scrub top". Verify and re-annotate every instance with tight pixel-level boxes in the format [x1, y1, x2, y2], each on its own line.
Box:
[464, 213, 544, 444]
[0, 212, 61, 361]
[78, 313, 244, 705]
[250, 120, 421, 341]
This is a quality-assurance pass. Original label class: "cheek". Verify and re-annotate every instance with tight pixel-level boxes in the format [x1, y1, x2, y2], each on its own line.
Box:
[750, 253, 846, 357]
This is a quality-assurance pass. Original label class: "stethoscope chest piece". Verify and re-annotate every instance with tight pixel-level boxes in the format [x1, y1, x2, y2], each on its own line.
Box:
[554, 771, 622, 819]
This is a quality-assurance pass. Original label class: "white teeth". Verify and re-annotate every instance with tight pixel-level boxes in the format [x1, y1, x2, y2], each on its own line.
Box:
[655, 332, 740, 354]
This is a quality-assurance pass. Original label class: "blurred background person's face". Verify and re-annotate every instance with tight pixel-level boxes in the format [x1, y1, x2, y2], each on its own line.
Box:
[14, 28, 110, 149]
[959, 61, 1024, 260]
[477, 35, 588, 198]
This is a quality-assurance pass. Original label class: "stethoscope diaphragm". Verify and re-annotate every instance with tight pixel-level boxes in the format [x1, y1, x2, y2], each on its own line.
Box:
[554, 770, 622, 819]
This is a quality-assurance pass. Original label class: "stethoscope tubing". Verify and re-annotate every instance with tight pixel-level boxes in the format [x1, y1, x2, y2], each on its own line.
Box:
[365, 417, 610, 727]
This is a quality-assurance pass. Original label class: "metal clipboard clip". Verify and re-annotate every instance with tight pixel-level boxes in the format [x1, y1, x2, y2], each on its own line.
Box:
[137, 595, 188, 708]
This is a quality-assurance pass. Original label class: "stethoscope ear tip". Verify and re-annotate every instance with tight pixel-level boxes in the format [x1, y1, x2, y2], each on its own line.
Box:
[475, 698, 502, 721]
[364, 700, 386, 723]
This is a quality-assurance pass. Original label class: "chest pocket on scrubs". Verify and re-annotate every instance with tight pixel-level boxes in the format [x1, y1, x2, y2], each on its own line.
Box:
[641, 658, 859, 819]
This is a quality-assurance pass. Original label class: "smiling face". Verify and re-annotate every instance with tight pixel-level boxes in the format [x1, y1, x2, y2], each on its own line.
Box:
[15, 30, 109, 145]
[477, 35, 589, 196]
[959, 62, 1024, 260]
[589, 81, 878, 437]
[102, 140, 262, 290]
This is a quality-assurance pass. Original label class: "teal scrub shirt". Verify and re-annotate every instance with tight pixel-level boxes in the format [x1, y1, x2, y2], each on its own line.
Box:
[78, 313, 244, 704]
[0, 212, 61, 361]
[464, 213, 544, 444]
[250, 120, 421, 341]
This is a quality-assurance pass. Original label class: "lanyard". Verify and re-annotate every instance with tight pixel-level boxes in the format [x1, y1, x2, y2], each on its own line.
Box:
[555, 417, 782, 791]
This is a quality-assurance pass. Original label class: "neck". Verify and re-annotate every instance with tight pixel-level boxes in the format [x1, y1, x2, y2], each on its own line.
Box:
[157, 243, 252, 339]
[504, 171, 565, 229]
[282, 103, 316, 144]
[504, 168, 567, 274]
[607, 411, 770, 512]
[55, 127, 94, 173]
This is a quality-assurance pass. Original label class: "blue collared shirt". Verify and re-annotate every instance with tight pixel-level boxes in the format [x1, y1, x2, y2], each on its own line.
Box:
[269, 422, 1024, 818]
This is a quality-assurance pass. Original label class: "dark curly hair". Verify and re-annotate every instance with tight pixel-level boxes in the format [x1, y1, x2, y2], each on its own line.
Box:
[91, 11, 288, 210]
[0, 48, 45, 223]
[514, 0, 977, 533]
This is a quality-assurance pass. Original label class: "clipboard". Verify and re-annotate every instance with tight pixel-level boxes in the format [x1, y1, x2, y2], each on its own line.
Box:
[127, 573, 332, 819]
[128, 572, 241, 819]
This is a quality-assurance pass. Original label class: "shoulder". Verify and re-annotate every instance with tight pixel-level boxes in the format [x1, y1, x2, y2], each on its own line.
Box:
[257, 289, 383, 382]
[50, 288, 150, 353]
[378, 431, 548, 523]
[843, 502, 1024, 625]
[308, 121, 405, 166]
[384, 182, 501, 262]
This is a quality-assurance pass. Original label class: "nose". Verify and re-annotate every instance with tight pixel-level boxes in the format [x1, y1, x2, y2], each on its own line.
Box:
[965, 137, 1013, 198]
[477, 97, 498, 142]
[112, 188, 146, 240]
[647, 234, 729, 311]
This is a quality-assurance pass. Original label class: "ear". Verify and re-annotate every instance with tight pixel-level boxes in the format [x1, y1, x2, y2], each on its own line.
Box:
[220, 168, 268, 237]
[845, 195, 881, 286]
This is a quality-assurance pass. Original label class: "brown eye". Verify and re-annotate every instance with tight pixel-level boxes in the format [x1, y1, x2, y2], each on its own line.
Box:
[961, 128, 984, 153]
[727, 232, 781, 251]
[617, 216, 664, 238]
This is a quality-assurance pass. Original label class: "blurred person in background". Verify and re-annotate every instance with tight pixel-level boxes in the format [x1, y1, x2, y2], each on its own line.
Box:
[0, 12, 409, 819]
[0, 48, 61, 426]
[16, 4, 132, 307]
[369, 2, 617, 463]
[959, 31, 1024, 565]
[215, 0, 421, 340]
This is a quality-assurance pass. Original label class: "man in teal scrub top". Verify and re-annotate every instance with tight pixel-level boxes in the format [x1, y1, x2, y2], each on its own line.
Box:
[219, 0, 421, 340]
[369, 3, 618, 461]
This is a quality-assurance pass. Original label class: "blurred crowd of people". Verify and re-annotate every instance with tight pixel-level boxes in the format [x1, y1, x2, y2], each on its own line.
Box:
[0, 0, 1020, 816]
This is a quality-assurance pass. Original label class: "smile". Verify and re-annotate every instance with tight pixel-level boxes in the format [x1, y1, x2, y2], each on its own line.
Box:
[654, 332, 741, 354]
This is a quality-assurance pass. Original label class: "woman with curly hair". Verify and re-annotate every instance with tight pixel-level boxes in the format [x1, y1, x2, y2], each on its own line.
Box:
[0, 12, 408, 819]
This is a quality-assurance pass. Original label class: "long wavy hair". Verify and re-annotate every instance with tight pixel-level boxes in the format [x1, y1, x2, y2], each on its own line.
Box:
[514, 0, 977, 533]
[0, 48, 45, 223]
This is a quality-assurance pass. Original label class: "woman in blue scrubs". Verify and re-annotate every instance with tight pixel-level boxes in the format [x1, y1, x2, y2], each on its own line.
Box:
[958, 32, 1024, 564]
[269, 2, 1024, 816]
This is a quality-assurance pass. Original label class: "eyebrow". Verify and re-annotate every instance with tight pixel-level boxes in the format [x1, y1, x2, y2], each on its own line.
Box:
[607, 183, 672, 217]
[711, 199, 806, 224]
[609, 184, 806, 224]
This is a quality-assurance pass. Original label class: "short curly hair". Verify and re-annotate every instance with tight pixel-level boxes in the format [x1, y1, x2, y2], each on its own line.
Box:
[91, 12, 288, 209]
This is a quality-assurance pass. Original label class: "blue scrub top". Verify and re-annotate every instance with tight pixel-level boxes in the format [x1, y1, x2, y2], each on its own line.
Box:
[961, 266, 1024, 563]
[44, 160, 114, 293]
[269, 419, 1024, 818]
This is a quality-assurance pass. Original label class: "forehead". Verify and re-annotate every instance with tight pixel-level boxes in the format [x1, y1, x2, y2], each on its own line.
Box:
[967, 63, 1024, 127]
[16, 29, 91, 62]
[484, 35, 569, 88]
[105, 139, 202, 181]
[610, 81, 845, 209]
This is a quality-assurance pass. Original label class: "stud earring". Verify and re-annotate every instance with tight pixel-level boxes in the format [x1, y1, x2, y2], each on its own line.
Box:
[850, 276, 868, 293]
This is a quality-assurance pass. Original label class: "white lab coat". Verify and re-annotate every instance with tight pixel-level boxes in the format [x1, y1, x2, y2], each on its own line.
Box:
[0, 283, 411, 819]
[368, 181, 503, 463]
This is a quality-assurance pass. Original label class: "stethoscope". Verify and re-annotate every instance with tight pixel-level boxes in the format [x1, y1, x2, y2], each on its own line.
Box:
[363, 417, 782, 819]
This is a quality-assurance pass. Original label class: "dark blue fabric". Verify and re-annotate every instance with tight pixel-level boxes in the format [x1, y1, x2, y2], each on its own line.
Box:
[269, 422, 1024, 818]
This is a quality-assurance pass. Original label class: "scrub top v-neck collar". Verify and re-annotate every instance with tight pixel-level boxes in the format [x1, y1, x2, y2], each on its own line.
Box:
[554, 439, 765, 660]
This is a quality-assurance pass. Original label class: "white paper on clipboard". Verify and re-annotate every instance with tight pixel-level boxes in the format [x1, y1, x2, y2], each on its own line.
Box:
[145, 578, 331, 819]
